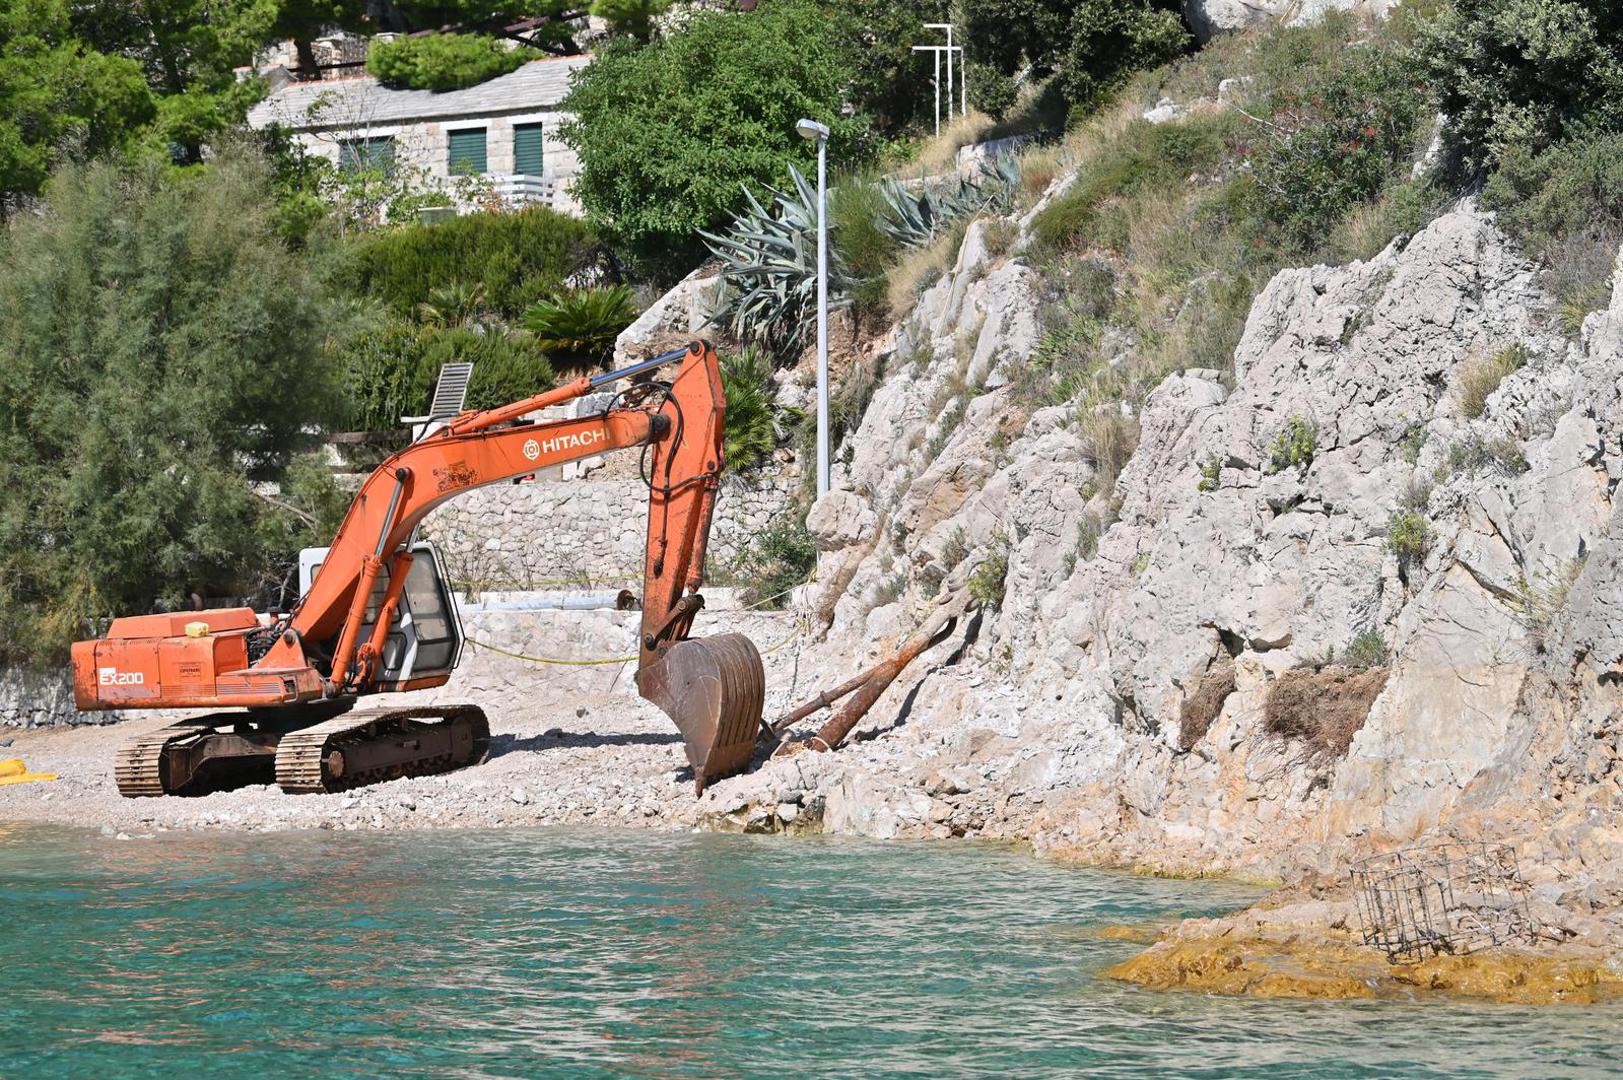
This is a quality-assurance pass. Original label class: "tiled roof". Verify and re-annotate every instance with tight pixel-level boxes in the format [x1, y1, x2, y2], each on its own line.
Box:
[246, 54, 592, 131]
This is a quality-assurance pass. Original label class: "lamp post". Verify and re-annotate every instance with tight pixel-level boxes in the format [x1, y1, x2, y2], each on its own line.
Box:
[796, 117, 831, 499]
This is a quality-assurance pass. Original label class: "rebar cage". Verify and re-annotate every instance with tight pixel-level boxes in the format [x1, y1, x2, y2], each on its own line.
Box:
[1351, 842, 1538, 962]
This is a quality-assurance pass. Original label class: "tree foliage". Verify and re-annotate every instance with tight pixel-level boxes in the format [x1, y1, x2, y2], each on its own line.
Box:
[345, 205, 597, 318]
[560, 1, 872, 263]
[0, 151, 339, 662]
[953, 0, 1188, 113]
[0, 0, 155, 203]
[1415, 0, 1623, 170]
[367, 32, 533, 91]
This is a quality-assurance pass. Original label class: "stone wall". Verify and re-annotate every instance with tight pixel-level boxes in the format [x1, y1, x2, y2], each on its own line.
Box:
[419, 464, 801, 589]
[0, 668, 113, 729]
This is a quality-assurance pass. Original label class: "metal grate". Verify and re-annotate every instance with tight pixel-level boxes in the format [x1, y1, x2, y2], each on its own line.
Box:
[428, 363, 474, 420]
[1352, 842, 1538, 962]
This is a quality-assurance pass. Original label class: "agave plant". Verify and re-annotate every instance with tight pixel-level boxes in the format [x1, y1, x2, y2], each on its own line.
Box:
[701, 165, 852, 355]
[876, 153, 1022, 248]
[520, 285, 638, 366]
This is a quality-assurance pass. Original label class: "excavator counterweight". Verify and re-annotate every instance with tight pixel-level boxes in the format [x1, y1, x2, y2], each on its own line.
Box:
[73, 342, 767, 798]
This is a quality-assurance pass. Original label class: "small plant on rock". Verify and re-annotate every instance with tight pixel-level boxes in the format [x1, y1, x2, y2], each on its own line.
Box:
[1342, 628, 1390, 670]
[1507, 558, 1584, 654]
[968, 532, 1011, 609]
[1398, 420, 1427, 465]
[1445, 433, 1529, 478]
[1387, 511, 1431, 564]
[1266, 415, 1319, 474]
[1197, 453, 1222, 493]
[1458, 344, 1529, 419]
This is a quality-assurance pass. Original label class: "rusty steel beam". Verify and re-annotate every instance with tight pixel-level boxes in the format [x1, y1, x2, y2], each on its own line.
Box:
[774, 607, 960, 757]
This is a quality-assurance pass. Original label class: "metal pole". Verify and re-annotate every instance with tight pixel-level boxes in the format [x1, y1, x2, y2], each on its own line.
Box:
[959, 45, 967, 115]
[944, 24, 954, 121]
[815, 135, 829, 500]
[933, 51, 941, 134]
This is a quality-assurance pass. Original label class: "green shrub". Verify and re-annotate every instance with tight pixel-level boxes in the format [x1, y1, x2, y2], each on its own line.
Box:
[968, 532, 1011, 608]
[346, 207, 596, 319]
[1244, 42, 1428, 247]
[832, 177, 901, 318]
[1055, 0, 1189, 109]
[367, 34, 532, 92]
[334, 319, 440, 433]
[719, 349, 798, 474]
[1266, 415, 1318, 473]
[520, 286, 637, 367]
[1416, 0, 1623, 170]
[1342, 628, 1389, 670]
[1197, 453, 1222, 493]
[1030, 116, 1230, 250]
[1459, 344, 1528, 418]
[1445, 433, 1529, 477]
[731, 513, 818, 608]
[1387, 511, 1431, 562]
[333, 320, 554, 430]
[0, 151, 338, 662]
[1481, 134, 1623, 327]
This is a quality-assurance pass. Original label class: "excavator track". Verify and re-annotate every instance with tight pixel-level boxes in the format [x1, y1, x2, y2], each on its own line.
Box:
[274, 704, 490, 794]
[114, 718, 225, 798]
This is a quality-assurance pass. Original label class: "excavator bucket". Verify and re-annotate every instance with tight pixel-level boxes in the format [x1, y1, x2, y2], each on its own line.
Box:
[638, 633, 765, 794]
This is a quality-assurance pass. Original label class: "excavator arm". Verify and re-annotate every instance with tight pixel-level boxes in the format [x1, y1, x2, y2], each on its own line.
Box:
[74, 341, 766, 796]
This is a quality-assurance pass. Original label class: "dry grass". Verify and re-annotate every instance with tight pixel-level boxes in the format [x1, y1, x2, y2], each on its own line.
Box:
[1016, 142, 1070, 207]
[1178, 650, 1237, 752]
[1263, 665, 1390, 759]
[1080, 407, 1140, 494]
[884, 220, 967, 317]
[905, 110, 998, 177]
[1458, 344, 1528, 419]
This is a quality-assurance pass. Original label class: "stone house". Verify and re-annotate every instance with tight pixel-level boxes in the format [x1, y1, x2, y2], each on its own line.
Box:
[245, 54, 592, 214]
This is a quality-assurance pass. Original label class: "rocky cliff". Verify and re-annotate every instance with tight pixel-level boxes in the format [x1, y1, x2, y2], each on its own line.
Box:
[699, 185, 1623, 925]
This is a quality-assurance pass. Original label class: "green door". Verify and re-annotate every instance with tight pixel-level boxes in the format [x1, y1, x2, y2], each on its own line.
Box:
[513, 123, 544, 176]
[448, 127, 487, 174]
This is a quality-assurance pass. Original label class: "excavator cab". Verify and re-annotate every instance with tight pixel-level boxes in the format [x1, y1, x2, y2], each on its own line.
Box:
[298, 542, 464, 691]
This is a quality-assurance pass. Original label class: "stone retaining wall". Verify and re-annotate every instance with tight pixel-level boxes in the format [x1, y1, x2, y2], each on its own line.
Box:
[0, 668, 114, 729]
[420, 464, 800, 588]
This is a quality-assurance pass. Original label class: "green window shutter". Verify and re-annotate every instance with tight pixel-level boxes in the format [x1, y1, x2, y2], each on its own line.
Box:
[513, 123, 544, 176]
[338, 136, 394, 172]
[448, 127, 487, 175]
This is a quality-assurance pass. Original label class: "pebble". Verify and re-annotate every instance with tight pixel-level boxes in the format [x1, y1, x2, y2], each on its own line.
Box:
[340, 797, 358, 810]
[510, 787, 530, 805]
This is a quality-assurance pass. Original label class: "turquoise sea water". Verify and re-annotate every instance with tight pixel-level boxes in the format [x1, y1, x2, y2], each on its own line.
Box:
[1, 825, 1620, 1078]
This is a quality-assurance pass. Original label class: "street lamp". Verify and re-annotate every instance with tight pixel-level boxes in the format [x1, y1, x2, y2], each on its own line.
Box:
[796, 117, 832, 499]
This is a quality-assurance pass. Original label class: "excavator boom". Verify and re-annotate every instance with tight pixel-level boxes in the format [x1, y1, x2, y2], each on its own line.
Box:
[73, 341, 766, 797]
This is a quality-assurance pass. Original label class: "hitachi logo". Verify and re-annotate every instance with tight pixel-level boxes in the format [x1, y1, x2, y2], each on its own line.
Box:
[539, 429, 605, 456]
[98, 667, 144, 687]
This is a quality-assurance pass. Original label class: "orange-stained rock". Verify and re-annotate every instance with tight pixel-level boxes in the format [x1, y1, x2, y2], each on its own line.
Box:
[1106, 935, 1623, 1005]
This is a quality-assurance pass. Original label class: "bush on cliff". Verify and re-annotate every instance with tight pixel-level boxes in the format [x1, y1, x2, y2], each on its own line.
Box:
[1415, 0, 1623, 170]
[0, 151, 340, 663]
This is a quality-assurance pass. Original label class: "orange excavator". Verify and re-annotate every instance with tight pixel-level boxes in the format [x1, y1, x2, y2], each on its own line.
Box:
[71, 342, 766, 798]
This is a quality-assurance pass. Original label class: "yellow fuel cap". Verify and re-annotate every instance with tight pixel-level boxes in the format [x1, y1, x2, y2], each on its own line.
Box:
[184, 621, 210, 638]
